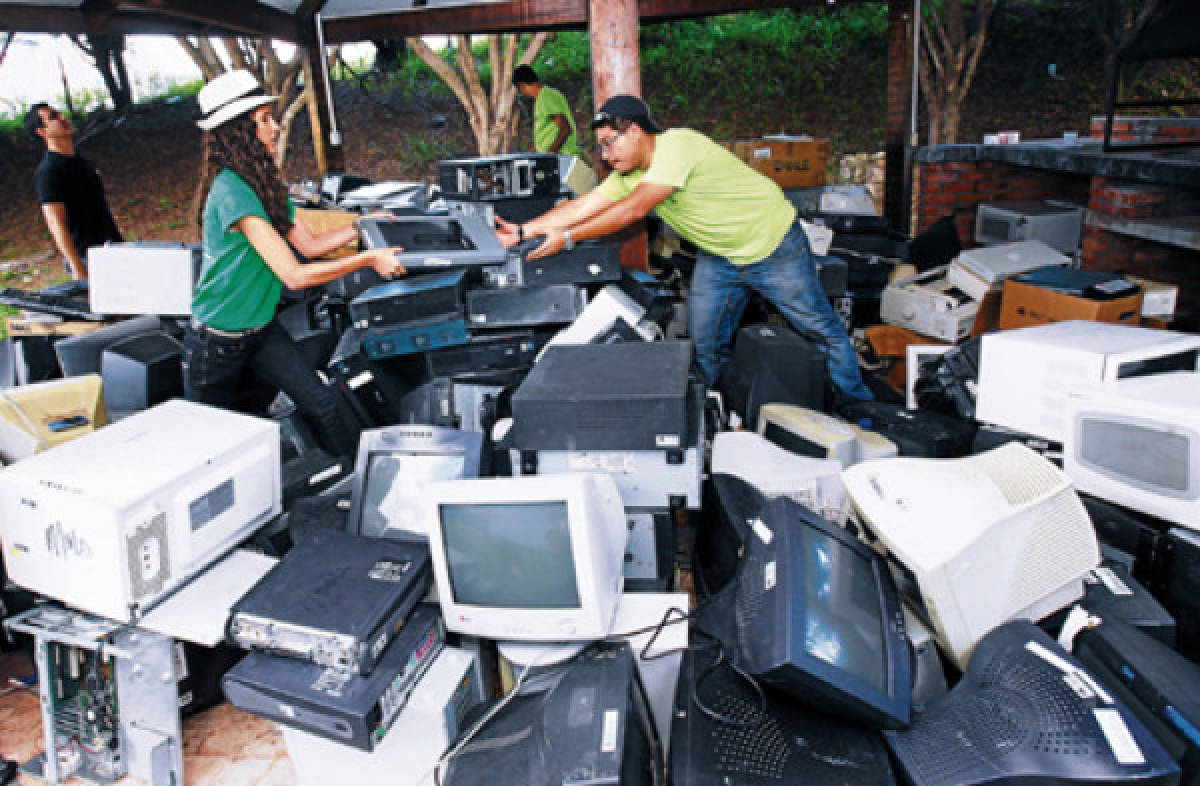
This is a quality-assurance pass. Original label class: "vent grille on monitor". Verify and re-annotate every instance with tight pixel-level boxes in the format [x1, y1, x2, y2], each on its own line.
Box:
[1012, 491, 1094, 614]
[963, 443, 1068, 506]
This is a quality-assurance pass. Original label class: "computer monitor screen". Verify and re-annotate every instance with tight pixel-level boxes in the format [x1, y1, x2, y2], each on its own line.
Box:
[425, 473, 627, 643]
[441, 501, 580, 609]
[349, 425, 482, 538]
[735, 496, 911, 730]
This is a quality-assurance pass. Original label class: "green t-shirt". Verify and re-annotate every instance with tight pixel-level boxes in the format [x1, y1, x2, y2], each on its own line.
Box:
[192, 169, 294, 332]
[595, 128, 797, 265]
[533, 86, 580, 157]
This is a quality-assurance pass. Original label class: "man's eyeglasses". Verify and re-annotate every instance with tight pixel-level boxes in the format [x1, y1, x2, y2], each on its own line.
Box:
[596, 127, 627, 153]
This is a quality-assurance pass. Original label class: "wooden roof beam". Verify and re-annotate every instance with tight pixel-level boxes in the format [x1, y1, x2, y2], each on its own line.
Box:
[119, 0, 300, 39]
[323, 0, 586, 43]
[0, 4, 244, 35]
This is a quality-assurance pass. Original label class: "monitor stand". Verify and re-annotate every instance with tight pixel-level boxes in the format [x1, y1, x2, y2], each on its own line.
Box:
[498, 640, 588, 692]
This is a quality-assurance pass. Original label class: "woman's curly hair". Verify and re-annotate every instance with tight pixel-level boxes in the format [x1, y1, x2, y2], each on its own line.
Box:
[194, 111, 292, 234]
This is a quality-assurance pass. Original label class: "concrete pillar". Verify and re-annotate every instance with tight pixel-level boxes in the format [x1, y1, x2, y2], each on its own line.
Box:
[588, 0, 647, 271]
[885, 0, 916, 235]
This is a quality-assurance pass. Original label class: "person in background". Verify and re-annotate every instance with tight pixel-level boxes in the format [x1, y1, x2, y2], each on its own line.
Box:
[497, 94, 873, 403]
[185, 69, 405, 456]
[512, 64, 597, 193]
[25, 103, 123, 280]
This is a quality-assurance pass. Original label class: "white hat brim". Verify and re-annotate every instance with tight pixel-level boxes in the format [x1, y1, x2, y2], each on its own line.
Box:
[197, 94, 277, 132]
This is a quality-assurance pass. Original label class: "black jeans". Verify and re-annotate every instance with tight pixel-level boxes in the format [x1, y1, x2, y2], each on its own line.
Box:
[182, 319, 353, 457]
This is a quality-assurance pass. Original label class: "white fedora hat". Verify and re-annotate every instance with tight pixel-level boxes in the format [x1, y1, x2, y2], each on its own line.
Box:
[196, 70, 276, 132]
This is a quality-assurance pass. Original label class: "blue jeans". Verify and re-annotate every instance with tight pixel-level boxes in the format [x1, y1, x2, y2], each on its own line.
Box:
[689, 220, 873, 402]
[182, 319, 354, 456]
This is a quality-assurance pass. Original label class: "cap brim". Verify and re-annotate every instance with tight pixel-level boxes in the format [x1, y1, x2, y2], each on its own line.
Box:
[197, 94, 276, 132]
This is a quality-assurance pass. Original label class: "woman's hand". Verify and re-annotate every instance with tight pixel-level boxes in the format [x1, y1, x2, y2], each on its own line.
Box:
[494, 216, 522, 249]
[368, 247, 407, 278]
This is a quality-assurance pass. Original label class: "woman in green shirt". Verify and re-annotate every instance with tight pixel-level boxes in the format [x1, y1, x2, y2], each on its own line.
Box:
[184, 70, 404, 456]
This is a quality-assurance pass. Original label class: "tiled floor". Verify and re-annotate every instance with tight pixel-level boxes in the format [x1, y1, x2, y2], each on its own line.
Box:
[0, 648, 294, 786]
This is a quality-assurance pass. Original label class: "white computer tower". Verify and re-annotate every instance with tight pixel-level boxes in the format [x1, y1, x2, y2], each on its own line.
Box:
[975, 321, 1200, 442]
[0, 400, 281, 622]
[87, 242, 202, 316]
[880, 266, 979, 343]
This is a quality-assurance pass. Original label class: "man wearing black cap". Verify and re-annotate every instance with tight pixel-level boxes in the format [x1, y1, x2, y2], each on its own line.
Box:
[497, 94, 872, 402]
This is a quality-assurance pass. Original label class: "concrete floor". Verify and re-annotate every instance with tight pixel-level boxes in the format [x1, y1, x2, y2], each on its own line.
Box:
[0, 648, 295, 786]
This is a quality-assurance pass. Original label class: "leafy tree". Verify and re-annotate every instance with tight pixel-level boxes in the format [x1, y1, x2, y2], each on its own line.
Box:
[407, 33, 549, 155]
[917, 0, 998, 144]
[1083, 0, 1171, 96]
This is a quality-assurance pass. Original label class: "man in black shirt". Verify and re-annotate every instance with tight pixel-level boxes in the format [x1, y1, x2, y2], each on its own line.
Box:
[24, 103, 122, 280]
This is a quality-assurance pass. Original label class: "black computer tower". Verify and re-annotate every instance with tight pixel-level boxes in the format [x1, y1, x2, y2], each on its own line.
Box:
[1082, 495, 1172, 593]
[425, 331, 539, 379]
[465, 285, 584, 328]
[100, 331, 184, 415]
[1164, 527, 1200, 663]
[839, 400, 975, 458]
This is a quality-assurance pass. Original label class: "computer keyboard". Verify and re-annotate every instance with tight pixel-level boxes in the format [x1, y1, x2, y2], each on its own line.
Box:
[0, 288, 106, 321]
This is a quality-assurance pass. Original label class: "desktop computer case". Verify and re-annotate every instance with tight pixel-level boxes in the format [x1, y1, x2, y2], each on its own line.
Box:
[482, 241, 623, 288]
[348, 270, 468, 330]
[426, 330, 539, 378]
[223, 605, 444, 752]
[229, 531, 432, 675]
[880, 265, 979, 343]
[511, 341, 695, 452]
[0, 400, 281, 623]
[361, 315, 471, 360]
[466, 284, 586, 328]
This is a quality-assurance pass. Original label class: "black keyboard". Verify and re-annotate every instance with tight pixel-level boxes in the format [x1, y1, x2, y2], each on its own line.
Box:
[0, 288, 106, 321]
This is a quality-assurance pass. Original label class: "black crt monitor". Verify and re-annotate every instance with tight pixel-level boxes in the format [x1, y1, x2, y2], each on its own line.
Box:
[441, 641, 662, 786]
[695, 473, 767, 599]
[734, 496, 912, 730]
[358, 215, 507, 271]
[348, 424, 483, 539]
[55, 315, 162, 377]
[100, 331, 184, 416]
[885, 620, 1180, 786]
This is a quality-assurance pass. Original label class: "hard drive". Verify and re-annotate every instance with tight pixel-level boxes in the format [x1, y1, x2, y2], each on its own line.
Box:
[223, 604, 444, 752]
[228, 530, 432, 675]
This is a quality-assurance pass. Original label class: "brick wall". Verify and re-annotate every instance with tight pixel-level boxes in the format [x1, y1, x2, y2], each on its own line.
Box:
[915, 161, 1089, 241]
[1089, 115, 1200, 144]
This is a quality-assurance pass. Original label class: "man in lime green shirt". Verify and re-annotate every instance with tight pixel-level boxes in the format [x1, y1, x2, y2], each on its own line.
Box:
[513, 64, 580, 156]
[496, 94, 872, 403]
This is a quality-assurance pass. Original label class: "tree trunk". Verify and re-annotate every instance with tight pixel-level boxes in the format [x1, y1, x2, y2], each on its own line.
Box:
[916, 0, 996, 145]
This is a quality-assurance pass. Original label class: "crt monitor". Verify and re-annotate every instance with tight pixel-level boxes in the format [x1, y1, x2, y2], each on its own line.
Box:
[423, 473, 627, 643]
[734, 495, 912, 730]
[841, 442, 1100, 670]
[348, 424, 483, 539]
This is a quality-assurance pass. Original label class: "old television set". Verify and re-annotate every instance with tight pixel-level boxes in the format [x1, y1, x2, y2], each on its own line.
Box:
[1063, 371, 1200, 532]
[348, 425, 483, 539]
[973, 199, 1086, 253]
[55, 315, 162, 377]
[841, 443, 1100, 669]
[0, 400, 280, 623]
[734, 496, 913, 730]
[975, 320, 1200, 442]
[358, 214, 507, 270]
[424, 473, 627, 655]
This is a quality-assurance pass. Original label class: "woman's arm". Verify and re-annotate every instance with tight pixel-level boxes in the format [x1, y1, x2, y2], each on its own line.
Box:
[287, 210, 392, 259]
[238, 215, 404, 291]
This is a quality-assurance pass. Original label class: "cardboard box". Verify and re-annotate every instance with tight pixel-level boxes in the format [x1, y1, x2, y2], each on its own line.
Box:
[998, 278, 1143, 330]
[730, 137, 830, 189]
[0, 374, 107, 463]
[5, 317, 104, 338]
[295, 208, 357, 257]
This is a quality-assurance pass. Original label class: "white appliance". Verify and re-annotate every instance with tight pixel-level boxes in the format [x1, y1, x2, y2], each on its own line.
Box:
[947, 240, 1069, 302]
[975, 320, 1200, 442]
[1063, 371, 1200, 531]
[87, 242, 201, 316]
[881, 266, 979, 343]
[756, 403, 897, 467]
[841, 443, 1100, 669]
[0, 400, 281, 622]
[974, 200, 1086, 253]
[710, 430, 846, 522]
[541, 284, 658, 353]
